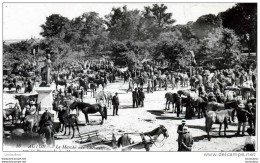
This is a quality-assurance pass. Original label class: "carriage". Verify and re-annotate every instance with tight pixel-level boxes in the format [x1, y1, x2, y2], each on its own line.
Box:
[74, 130, 117, 151]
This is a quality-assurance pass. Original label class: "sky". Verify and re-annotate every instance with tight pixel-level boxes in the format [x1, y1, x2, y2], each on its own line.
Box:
[3, 3, 236, 40]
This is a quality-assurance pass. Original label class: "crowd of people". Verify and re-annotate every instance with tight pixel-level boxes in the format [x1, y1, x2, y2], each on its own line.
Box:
[3, 58, 257, 151]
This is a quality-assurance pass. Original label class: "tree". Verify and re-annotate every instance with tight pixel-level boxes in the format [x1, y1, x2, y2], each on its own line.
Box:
[40, 14, 69, 38]
[144, 4, 175, 29]
[219, 3, 257, 52]
[153, 31, 186, 70]
[143, 4, 176, 38]
[175, 21, 197, 41]
[192, 14, 222, 39]
[105, 6, 142, 41]
[196, 28, 241, 69]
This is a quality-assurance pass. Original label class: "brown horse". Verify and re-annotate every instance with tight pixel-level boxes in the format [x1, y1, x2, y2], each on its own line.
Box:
[57, 104, 80, 139]
[70, 101, 107, 125]
[117, 125, 169, 151]
[205, 109, 233, 141]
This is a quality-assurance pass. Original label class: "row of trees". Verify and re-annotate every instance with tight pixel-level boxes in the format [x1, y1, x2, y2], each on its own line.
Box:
[3, 3, 257, 71]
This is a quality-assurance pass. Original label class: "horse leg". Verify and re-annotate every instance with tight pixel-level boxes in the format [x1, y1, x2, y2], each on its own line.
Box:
[197, 106, 200, 119]
[224, 121, 227, 137]
[165, 100, 168, 110]
[84, 113, 89, 125]
[219, 123, 222, 136]
[64, 125, 67, 135]
[68, 124, 71, 136]
[100, 110, 104, 125]
[71, 125, 75, 139]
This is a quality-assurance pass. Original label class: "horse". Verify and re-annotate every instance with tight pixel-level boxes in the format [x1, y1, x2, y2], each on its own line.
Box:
[89, 82, 97, 97]
[132, 76, 145, 89]
[70, 101, 107, 125]
[57, 103, 80, 139]
[94, 91, 107, 103]
[205, 109, 233, 141]
[3, 103, 21, 124]
[165, 92, 175, 111]
[55, 79, 67, 90]
[193, 97, 208, 119]
[205, 101, 225, 112]
[117, 125, 169, 151]
[177, 90, 191, 97]
[88, 77, 105, 90]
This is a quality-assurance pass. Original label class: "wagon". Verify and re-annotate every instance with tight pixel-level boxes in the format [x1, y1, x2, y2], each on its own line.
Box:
[74, 130, 117, 151]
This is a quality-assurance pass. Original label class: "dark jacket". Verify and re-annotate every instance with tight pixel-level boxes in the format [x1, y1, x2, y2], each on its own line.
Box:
[112, 96, 119, 105]
[139, 91, 145, 100]
[132, 91, 139, 100]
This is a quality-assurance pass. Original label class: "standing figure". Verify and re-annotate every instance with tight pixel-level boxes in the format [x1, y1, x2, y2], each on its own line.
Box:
[41, 53, 52, 86]
[233, 104, 249, 136]
[112, 92, 120, 116]
[132, 88, 139, 108]
[247, 103, 256, 129]
[138, 88, 145, 107]
[177, 119, 186, 151]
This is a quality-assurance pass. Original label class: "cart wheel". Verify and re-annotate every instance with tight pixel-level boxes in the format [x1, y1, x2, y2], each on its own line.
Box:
[94, 145, 113, 151]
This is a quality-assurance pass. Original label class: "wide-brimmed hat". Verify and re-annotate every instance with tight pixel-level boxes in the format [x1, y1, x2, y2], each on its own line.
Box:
[182, 119, 186, 123]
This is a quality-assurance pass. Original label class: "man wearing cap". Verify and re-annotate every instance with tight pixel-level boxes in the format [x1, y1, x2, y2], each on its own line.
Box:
[177, 119, 186, 151]
[112, 92, 120, 116]
[180, 126, 194, 151]
[132, 88, 139, 108]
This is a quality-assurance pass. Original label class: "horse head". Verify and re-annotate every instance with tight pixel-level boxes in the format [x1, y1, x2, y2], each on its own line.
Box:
[69, 101, 77, 110]
[159, 125, 169, 138]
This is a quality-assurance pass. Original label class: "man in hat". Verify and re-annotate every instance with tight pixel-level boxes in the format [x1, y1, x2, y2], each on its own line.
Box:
[132, 88, 139, 108]
[180, 126, 194, 151]
[177, 119, 187, 151]
[112, 92, 120, 116]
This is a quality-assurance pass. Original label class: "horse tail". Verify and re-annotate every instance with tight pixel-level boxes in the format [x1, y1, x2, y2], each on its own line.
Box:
[104, 106, 107, 120]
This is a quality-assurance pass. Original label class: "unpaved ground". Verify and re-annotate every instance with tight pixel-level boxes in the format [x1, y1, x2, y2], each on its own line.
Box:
[3, 78, 249, 151]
